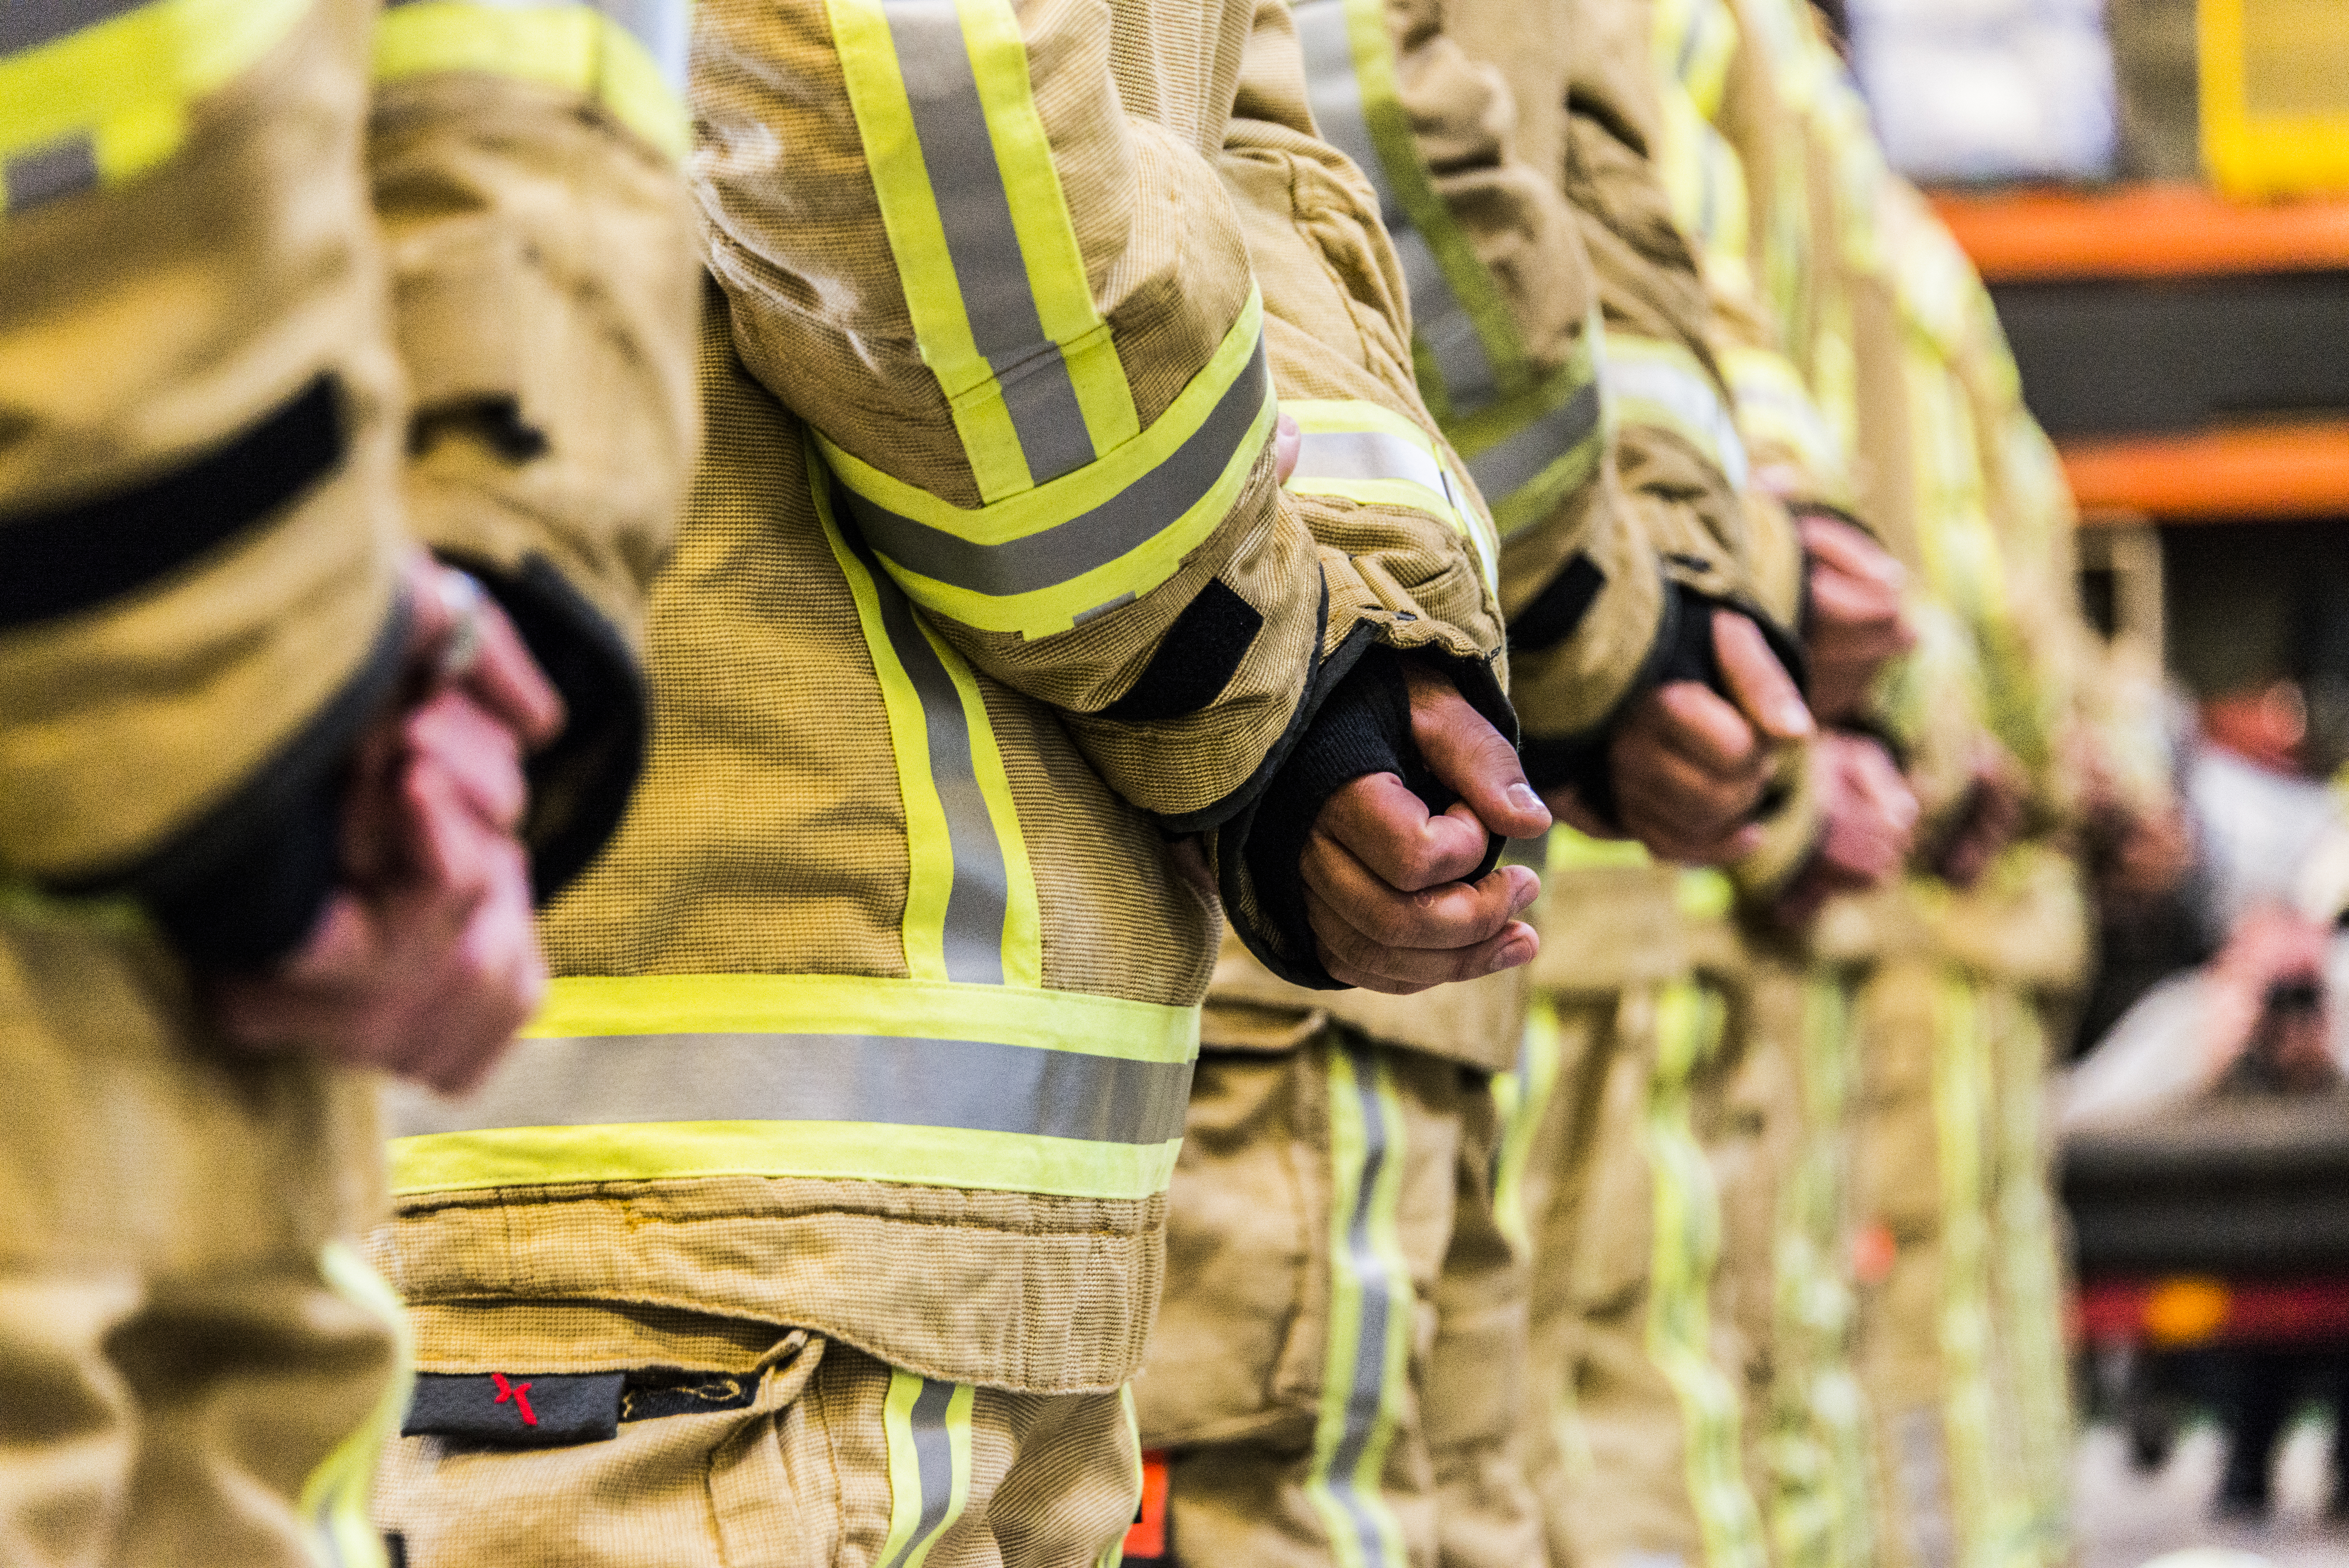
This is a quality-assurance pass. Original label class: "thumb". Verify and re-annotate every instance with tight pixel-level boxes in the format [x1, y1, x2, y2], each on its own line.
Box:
[1403, 664, 1552, 841]
[1714, 611, 1814, 744]
[1274, 411, 1302, 486]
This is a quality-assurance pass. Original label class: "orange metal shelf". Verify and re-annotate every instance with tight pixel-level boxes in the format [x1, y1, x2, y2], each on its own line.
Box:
[2065, 422, 2349, 523]
[1934, 184, 2349, 283]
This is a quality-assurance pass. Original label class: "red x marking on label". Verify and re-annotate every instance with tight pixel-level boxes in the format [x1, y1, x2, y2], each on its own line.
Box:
[490, 1372, 538, 1427]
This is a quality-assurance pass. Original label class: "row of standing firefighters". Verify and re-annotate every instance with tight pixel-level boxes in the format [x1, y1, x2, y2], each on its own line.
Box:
[0, 0, 2158, 1564]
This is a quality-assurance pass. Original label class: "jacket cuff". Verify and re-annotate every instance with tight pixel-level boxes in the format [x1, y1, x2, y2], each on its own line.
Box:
[118, 603, 410, 971]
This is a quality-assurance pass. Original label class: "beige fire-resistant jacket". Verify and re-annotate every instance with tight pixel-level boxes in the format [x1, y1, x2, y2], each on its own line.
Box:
[375, 0, 1509, 1396]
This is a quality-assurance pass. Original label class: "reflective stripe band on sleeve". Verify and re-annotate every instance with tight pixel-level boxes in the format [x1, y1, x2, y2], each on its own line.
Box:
[0, 0, 313, 214]
[383, 973, 1201, 1200]
[1280, 397, 1497, 598]
[818, 293, 1274, 637]
[830, 0, 1137, 501]
[1720, 344, 1845, 485]
[299, 1242, 412, 1568]
[1293, 0, 1606, 533]
[1455, 315, 1604, 540]
[1294, 0, 1519, 419]
[815, 445, 1041, 988]
[374, 0, 689, 160]
[1604, 331, 1750, 490]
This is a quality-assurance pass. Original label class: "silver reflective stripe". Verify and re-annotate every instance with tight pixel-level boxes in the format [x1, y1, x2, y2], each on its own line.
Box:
[0, 0, 145, 55]
[1464, 379, 1602, 503]
[840, 335, 1269, 596]
[883, 1380, 962, 1568]
[867, 559, 1009, 983]
[1290, 428, 1451, 500]
[602, 0, 687, 92]
[3, 134, 96, 208]
[881, 0, 1094, 485]
[1326, 1037, 1404, 1566]
[1293, 0, 1500, 415]
[387, 1031, 1197, 1144]
[1608, 351, 1750, 490]
[379, 0, 690, 93]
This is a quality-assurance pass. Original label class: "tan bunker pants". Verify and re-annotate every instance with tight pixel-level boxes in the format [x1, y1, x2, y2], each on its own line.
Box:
[1131, 1026, 1544, 1568]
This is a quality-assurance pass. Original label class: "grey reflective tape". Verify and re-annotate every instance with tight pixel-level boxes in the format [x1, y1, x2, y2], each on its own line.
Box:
[0, 0, 145, 55]
[1290, 429, 1447, 497]
[1328, 1037, 1402, 1565]
[882, 0, 1093, 485]
[3, 134, 96, 210]
[865, 564, 1009, 983]
[840, 335, 1269, 600]
[882, 1379, 961, 1568]
[386, 1030, 1198, 1145]
[1464, 379, 1602, 504]
[1293, 0, 1499, 415]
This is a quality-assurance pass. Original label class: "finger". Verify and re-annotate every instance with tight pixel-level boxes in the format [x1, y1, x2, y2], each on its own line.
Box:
[462, 599, 567, 750]
[1799, 515, 1905, 593]
[1546, 792, 1620, 841]
[1273, 411, 1302, 486]
[1318, 772, 1493, 892]
[1637, 681, 1766, 777]
[1402, 665, 1552, 840]
[1807, 566, 1907, 638]
[404, 690, 530, 832]
[1309, 885, 1538, 992]
[1619, 809, 1764, 868]
[1303, 836, 1538, 951]
[1713, 611, 1813, 742]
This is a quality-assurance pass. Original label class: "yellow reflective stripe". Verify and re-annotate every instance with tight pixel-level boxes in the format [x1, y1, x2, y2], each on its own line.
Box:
[1306, 1039, 1414, 1568]
[1281, 397, 1498, 600]
[956, 0, 1137, 460]
[1605, 332, 1750, 490]
[829, 0, 1136, 498]
[1722, 344, 1845, 485]
[0, 0, 313, 214]
[1492, 996, 1565, 1257]
[1453, 309, 1606, 539]
[373, 2, 689, 160]
[391, 1119, 1185, 1201]
[298, 1240, 410, 1568]
[815, 450, 1041, 986]
[1547, 823, 1653, 872]
[521, 972, 1196, 1061]
[879, 1371, 976, 1568]
[1677, 866, 1734, 922]
[1644, 980, 1769, 1568]
[1654, 0, 1740, 123]
[1986, 990, 2073, 1562]
[1769, 975, 1874, 1568]
[819, 293, 1274, 636]
[1931, 974, 2002, 1568]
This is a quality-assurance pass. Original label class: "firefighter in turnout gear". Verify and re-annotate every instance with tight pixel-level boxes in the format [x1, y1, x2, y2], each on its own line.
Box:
[365, 0, 1553, 1562]
[0, 0, 695, 1563]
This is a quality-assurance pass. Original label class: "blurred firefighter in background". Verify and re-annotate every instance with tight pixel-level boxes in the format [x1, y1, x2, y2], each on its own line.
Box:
[0, 0, 697, 1563]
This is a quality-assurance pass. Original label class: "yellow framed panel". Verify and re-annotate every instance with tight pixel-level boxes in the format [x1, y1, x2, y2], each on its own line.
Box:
[2201, 0, 2349, 196]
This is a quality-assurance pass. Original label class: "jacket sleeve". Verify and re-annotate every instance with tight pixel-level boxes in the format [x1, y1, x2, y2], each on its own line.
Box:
[0, 0, 410, 969]
[1206, 0, 1514, 985]
[691, 0, 1403, 838]
[367, 0, 701, 897]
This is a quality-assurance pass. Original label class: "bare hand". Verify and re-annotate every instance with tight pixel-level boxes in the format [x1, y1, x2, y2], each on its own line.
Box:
[1560, 610, 1813, 865]
[205, 556, 563, 1094]
[1274, 411, 1302, 485]
[1305, 664, 1553, 993]
[1931, 742, 2028, 891]
[1771, 732, 1919, 927]
[1800, 513, 1914, 723]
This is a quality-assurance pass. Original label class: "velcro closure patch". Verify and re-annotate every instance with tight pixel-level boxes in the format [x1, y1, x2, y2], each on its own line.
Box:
[403, 1371, 624, 1447]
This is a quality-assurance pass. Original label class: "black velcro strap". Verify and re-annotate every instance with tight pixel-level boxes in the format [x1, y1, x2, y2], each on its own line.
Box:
[1508, 552, 1607, 654]
[403, 1372, 625, 1449]
[1099, 577, 1263, 722]
[0, 373, 346, 629]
